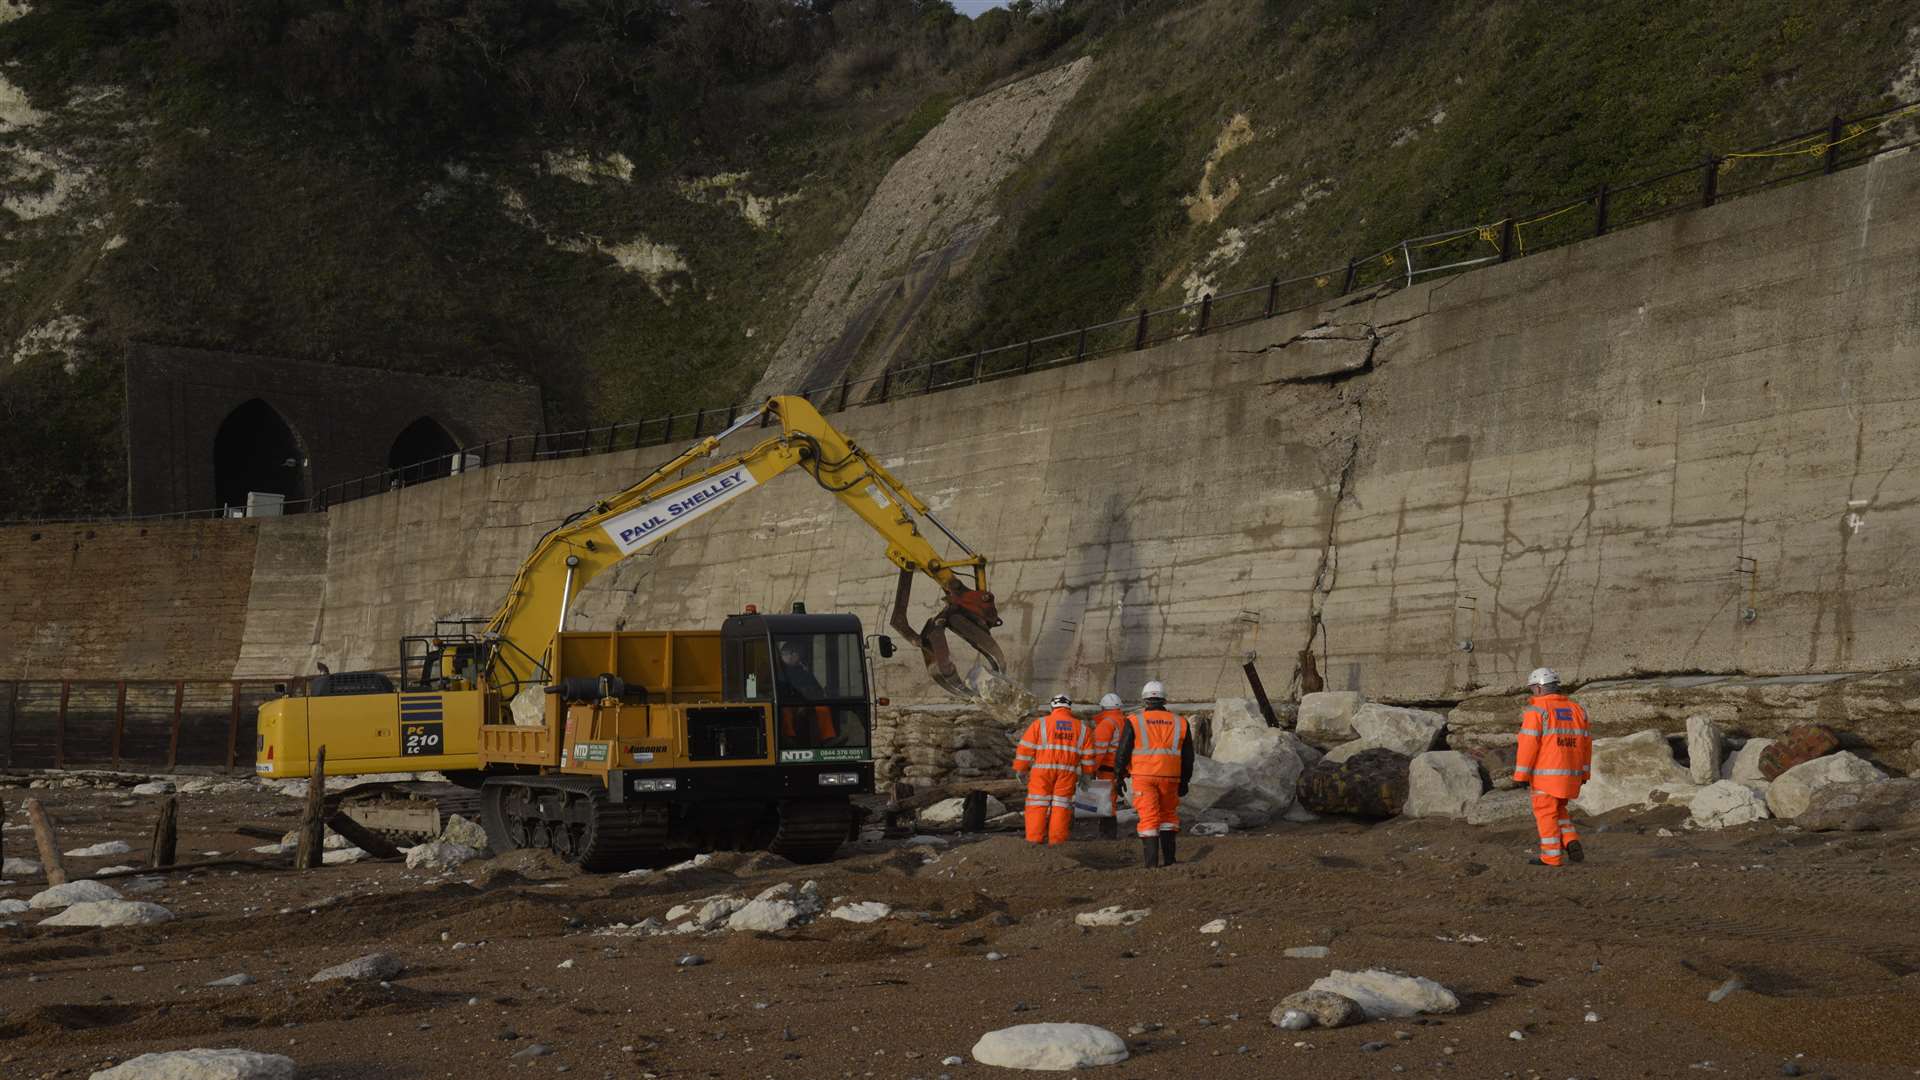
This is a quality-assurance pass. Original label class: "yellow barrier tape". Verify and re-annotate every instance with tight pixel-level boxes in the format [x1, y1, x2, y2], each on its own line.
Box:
[1722, 105, 1920, 165]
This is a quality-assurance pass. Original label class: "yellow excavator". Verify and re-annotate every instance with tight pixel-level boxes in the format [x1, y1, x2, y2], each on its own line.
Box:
[256, 395, 1004, 867]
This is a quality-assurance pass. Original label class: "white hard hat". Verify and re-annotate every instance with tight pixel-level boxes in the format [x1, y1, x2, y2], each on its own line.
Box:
[1528, 667, 1560, 687]
[1100, 693, 1122, 710]
[1141, 679, 1166, 701]
[1049, 693, 1072, 709]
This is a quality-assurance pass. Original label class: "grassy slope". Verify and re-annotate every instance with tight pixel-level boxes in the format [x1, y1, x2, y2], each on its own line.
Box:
[2, 0, 1913, 515]
[903, 0, 1917, 364]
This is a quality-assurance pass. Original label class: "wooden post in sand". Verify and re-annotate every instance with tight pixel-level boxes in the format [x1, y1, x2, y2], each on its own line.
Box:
[149, 796, 178, 868]
[295, 746, 327, 870]
[24, 797, 69, 886]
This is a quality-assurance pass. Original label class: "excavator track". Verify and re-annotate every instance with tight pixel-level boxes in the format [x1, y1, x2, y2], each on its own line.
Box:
[479, 778, 669, 872]
[326, 782, 485, 845]
[767, 798, 852, 865]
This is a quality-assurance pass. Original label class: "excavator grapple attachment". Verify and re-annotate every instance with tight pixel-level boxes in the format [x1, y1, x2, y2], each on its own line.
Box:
[892, 569, 1005, 697]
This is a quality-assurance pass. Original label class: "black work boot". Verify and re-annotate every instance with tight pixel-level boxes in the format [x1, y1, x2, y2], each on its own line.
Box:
[1097, 817, 1118, 840]
[1140, 837, 1160, 869]
[1159, 832, 1177, 866]
[1565, 840, 1586, 863]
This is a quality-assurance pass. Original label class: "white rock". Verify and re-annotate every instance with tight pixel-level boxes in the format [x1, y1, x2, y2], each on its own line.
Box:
[130, 781, 174, 796]
[1297, 692, 1364, 740]
[1463, 787, 1535, 825]
[29, 880, 122, 909]
[4, 856, 42, 876]
[1689, 780, 1771, 830]
[920, 796, 1007, 829]
[1210, 725, 1313, 814]
[903, 835, 948, 847]
[1209, 697, 1269, 733]
[321, 847, 367, 865]
[1181, 756, 1254, 815]
[1571, 730, 1691, 815]
[971, 1023, 1129, 1070]
[1318, 740, 1374, 765]
[691, 896, 746, 929]
[206, 973, 256, 987]
[310, 953, 403, 983]
[1198, 918, 1227, 934]
[1349, 703, 1448, 756]
[1767, 752, 1887, 820]
[829, 901, 892, 924]
[1283, 945, 1330, 958]
[1074, 906, 1149, 928]
[405, 841, 479, 871]
[89, 1048, 295, 1080]
[42, 900, 173, 927]
[440, 814, 489, 849]
[1684, 716, 1723, 785]
[728, 899, 803, 933]
[1189, 821, 1230, 836]
[1722, 738, 1775, 783]
[250, 843, 292, 855]
[1403, 751, 1485, 818]
[1307, 969, 1460, 1018]
[322, 833, 353, 850]
[65, 840, 132, 858]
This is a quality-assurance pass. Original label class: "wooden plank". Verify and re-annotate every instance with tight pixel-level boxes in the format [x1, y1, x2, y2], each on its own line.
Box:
[25, 797, 69, 886]
[295, 746, 327, 870]
[149, 796, 178, 868]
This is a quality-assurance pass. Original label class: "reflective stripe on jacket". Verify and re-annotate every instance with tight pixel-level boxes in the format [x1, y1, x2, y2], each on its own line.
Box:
[1013, 708, 1096, 778]
[1124, 709, 1189, 779]
[1514, 693, 1592, 798]
[1090, 709, 1125, 776]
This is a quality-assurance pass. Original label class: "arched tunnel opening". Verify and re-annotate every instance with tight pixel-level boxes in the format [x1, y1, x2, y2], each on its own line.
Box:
[212, 398, 307, 511]
[387, 416, 460, 486]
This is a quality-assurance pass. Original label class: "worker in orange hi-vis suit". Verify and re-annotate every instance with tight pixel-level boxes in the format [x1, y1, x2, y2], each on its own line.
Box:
[1012, 694, 1096, 845]
[1090, 692, 1127, 840]
[1112, 680, 1195, 868]
[1513, 666, 1593, 867]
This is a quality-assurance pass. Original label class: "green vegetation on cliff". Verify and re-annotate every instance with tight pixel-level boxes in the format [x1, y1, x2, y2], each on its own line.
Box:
[2, 0, 1914, 516]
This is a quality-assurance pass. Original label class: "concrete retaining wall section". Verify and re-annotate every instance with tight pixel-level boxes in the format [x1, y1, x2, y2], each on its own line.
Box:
[295, 146, 1920, 714]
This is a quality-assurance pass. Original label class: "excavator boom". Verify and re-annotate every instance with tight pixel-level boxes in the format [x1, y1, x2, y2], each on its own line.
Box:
[482, 396, 1003, 699]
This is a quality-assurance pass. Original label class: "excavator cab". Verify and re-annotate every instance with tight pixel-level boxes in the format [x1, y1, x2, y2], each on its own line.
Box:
[720, 611, 872, 765]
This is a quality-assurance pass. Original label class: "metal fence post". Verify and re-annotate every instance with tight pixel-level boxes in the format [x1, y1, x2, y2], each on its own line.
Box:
[838, 379, 851, 411]
[1265, 277, 1279, 317]
[1022, 340, 1035, 372]
[1075, 328, 1087, 360]
[55, 680, 68, 769]
[1594, 183, 1610, 236]
[971, 347, 984, 383]
[1498, 216, 1516, 262]
[1825, 115, 1844, 174]
[1701, 156, 1719, 207]
[168, 680, 182, 769]
[1340, 258, 1358, 294]
[878, 369, 891, 401]
[1197, 294, 1213, 336]
[227, 683, 240, 770]
[1133, 309, 1149, 351]
[112, 680, 126, 768]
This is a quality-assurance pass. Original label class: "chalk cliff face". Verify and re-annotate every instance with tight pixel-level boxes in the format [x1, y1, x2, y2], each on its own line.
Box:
[750, 58, 1095, 400]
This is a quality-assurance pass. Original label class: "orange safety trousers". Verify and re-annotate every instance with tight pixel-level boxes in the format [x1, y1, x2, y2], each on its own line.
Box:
[1014, 707, 1095, 845]
[1531, 792, 1579, 866]
[1024, 767, 1080, 844]
[1132, 777, 1181, 837]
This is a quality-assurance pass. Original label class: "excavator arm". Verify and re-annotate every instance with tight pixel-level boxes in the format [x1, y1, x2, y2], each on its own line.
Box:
[479, 396, 1003, 699]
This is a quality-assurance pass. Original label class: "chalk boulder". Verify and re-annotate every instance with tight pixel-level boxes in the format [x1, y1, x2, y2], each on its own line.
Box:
[3, 856, 41, 877]
[28, 880, 121, 910]
[310, 952, 404, 983]
[1571, 730, 1689, 815]
[405, 841, 480, 872]
[1308, 969, 1459, 1018]
[1795, 778, 1920, 832]
[65, 840, 132, 858]
[1402, 751, 1485, 818]
[971, 1023, 1128, 1070]
[1209, 724, 1315, 815]
[41, 900, 173, 927]
[1688, 780, 1770, 830]
[1685, 716, 1723, 785]
[1466, 788, 1535, 825]
[1722, 738, 1775, 784]
[89, 1048, 296, 1080]
[1297, 692, 1364, 741]
[439, 814, 490, 850]
[1271, 989, 1364, 1029]
[1350, 704, 1448, 757]
[1074, 906, 1149, 928]
[920, 795, 1007, 829]
[1767, 752, 1886, 820]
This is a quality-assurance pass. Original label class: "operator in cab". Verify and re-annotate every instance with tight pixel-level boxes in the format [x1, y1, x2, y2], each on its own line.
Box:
[777, 638, 840, 744]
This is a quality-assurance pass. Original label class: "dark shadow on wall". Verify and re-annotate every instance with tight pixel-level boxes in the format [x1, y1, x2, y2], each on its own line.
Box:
[212, 399, 307, 509]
